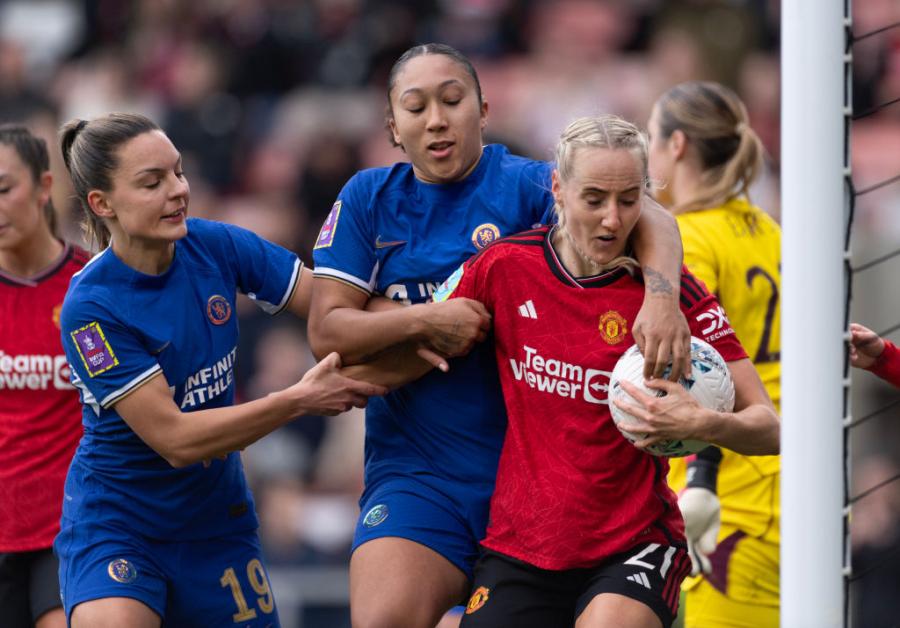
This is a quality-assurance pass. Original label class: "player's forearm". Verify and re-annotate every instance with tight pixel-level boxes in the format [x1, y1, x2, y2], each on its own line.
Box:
[342, 342, 436, 390]
[702, 404, 780, 456]
[632, 199, 682, 300]
[310, 305, 429, 364]
[162, 390, 312, 467]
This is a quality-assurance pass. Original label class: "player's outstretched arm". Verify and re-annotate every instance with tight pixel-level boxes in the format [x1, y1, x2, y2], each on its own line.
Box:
[113, 353, 387, 468]
[614, 358, 779, 456]
[630, 196, 691, 381]
[850, 322, 900, 387]
[309, 277, 490, 365]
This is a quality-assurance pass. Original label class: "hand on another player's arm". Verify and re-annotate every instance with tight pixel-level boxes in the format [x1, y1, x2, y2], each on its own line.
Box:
[414, 298, 492, 358]
[630, 196, 691, 381]
[114, 355, 387, 468]
[341, 341, 449, 391]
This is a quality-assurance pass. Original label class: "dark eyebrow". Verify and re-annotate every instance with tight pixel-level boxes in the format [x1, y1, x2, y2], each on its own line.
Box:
[399, 79, 465, 99]
[135, 155, 183, 177]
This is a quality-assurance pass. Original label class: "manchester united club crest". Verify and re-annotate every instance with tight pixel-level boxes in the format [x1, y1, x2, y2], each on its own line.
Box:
[471, 223, 500, 249]
[599, 310, 627, 345]
[465, 586, 490, 614]
[207, 295, 232, 325]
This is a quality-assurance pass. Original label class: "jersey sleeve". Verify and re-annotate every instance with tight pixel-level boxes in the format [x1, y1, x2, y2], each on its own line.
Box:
[679, 269, 747, 362]
[521, 159, 556, 226]
[61, 301, 161, 410]
[431, 248, 493, 308]
[868, 339, 900, 388]
[678, 216, 719, 295]
[311, 173, 378, 295]
[217, 221, 302, 314]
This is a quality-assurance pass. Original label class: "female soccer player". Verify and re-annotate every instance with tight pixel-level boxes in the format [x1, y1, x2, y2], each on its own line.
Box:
[55, 113, 388, 628]
[850, 322, 900, 386]
[647, 81, 782, 627]
[309, 43, 692, 628]
[0, 125, 86, 628]
[438, 114, 779, 628]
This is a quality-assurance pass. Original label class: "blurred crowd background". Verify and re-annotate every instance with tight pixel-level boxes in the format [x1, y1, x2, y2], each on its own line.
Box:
[2, 0, 899, 625]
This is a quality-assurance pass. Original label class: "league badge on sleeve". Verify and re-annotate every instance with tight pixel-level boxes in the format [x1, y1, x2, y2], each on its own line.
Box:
[432, 265, 465, 303]
[314, 200, 342, 249]
[71, 321, 119, 377]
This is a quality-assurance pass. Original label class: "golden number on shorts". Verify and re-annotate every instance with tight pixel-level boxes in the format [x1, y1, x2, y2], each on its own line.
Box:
[220, 567, 258, 621]
[247, 558, 275, 614]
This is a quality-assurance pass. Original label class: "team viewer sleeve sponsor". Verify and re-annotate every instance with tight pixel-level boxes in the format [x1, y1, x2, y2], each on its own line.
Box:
[61, 307, 161, 411]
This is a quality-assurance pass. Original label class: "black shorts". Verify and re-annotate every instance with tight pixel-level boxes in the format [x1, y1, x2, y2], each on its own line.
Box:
[459, 543, 691, 628]
[0, 548, 62, 628]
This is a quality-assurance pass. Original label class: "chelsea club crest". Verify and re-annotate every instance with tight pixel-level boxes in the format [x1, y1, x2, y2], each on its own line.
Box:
[363, 504, 389, 528]
[471, 223, 500, 249]
[107, 558, 138, 583]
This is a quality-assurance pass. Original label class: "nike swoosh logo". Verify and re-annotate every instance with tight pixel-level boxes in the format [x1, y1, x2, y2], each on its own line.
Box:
[151, 341, 171, 355]
[375, 236, 407, 249]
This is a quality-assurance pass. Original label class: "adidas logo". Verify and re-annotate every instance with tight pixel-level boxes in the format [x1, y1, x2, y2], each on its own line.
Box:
[517, 300, 537, 319]
[626, 572, 651, 589]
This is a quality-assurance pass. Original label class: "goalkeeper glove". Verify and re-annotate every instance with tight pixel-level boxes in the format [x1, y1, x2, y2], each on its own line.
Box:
[678, 486, 720, 576]
[679, 446, 722, 576]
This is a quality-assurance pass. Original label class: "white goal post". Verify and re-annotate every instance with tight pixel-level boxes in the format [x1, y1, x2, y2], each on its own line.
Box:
[781, 1, 847, 626]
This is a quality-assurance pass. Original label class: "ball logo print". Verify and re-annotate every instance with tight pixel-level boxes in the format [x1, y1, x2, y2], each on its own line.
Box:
[608, 337, 735, 457]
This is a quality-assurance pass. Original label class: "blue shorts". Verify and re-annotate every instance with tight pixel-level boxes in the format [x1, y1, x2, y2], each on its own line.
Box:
[55, 519, 279, 627]
[353, 474, 494, 581]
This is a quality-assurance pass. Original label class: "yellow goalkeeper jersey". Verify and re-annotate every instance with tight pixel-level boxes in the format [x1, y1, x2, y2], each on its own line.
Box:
[669, 196, 781, 546]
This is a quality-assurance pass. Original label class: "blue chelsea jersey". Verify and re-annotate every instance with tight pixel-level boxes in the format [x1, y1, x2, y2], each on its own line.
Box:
[60, 218, 301, 540]
[313, 144, 555, 486]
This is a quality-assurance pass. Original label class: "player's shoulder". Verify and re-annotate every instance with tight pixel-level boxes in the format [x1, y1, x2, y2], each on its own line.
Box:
[487, 144, 552, 180]
[62, 251, 124, 328]
[347, 163, 409, 194]
[675, 266, 715, 311]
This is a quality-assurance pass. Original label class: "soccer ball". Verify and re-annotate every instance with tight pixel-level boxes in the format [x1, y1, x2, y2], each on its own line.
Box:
[608, 336, 735, 457]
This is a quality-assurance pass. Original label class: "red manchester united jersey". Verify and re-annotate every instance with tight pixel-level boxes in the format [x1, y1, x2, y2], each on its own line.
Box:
[0, 244, 88, 551]
[439, 226, 746, 570]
